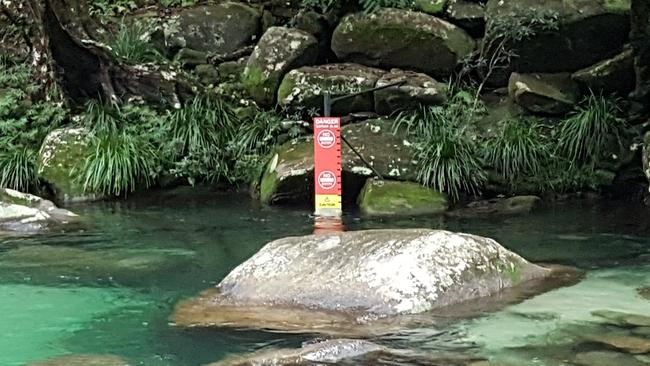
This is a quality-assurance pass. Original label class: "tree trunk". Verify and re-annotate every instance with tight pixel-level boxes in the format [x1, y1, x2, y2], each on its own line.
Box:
[0, 0, 194, 106]
[631, 0, 650, 106]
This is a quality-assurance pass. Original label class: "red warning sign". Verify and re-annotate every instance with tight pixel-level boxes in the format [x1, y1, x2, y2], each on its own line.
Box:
[313, 117, 342, 216]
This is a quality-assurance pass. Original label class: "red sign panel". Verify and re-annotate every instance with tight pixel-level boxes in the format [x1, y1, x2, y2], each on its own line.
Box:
[313, 117, 342, 216]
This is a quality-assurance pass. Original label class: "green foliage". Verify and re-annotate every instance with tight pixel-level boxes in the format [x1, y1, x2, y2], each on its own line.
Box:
[108, 20, 166, 64]
[167, 95, 240, 184]
[557, 93, 623, 163]
[396, 92, 487, 200]
[0, 60, 68, 192]
[90, 0, 198, 17]
[301, 0, 412, 13]
[483, 117, 552, 182]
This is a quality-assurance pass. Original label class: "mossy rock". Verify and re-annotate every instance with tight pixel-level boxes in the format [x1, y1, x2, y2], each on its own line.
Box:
[357, 178, 448, 216]
[331, 9, 476, 78]
[414, 0, 448, 14]
[242, 27, 319, 106]
[485, 0, 630, 83]
[166, 3, 261, 55]
[508, 73, 579, 115]
[445, 0, 486, 38]
[374, 69, 448, 115]
[0, 188, 79, 233]
[260, 119, 417, 205]
[37, 127, 101, 203]
[572, 47, 635, 96]
[277, 63, 385, 115]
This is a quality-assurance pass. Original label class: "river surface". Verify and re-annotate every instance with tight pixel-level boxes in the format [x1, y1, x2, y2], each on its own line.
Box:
[1, 189, 649, 366]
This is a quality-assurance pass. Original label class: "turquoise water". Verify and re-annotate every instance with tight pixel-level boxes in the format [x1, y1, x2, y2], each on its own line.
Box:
[1, 189, 649, 365]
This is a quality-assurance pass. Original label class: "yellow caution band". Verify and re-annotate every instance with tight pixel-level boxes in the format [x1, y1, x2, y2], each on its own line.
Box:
[315, 194, 342, 210]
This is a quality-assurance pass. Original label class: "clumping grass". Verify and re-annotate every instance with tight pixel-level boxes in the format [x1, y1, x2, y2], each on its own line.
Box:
[0, 147, 38, 192]
[78, 130, 159, 196]
[483, 117, 552, 181]
[557, 93, 623, 163]
[396, 94, 486, 200]
[108, 20, 165, 64]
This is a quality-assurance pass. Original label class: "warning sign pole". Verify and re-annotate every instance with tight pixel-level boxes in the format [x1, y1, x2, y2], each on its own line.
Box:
[313, 116, 342, 218]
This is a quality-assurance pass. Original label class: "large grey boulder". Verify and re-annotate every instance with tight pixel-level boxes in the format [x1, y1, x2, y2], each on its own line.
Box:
[572, 47, 635, 96]
[259, 119, 417, 205]
[161, 3, 261, 55]
[331, 9, 476, 78]
[173, 229, 558, 332]
[0, 188, 79, 233]
[242, 27, 319, 106]
[277, 63, 385, 115]
[485, 0, 630, 77]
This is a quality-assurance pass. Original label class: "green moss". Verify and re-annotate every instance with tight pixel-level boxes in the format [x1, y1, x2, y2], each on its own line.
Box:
[414, 0, 447, 14]
[358, 178, 448, 216]
[259, 161, 279, 204]
[505, 263, 523, 285]
[0, 189, 37, 207]
[276, 75, 298, 104]
[603, 0, 631, 14]
[242, 65, 277, 105]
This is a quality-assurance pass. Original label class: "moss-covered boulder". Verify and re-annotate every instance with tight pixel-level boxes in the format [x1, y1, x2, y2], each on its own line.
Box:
[374, 69, 448, 115]
[162, 3, 261, 55]
[172, 229, 559, 333]
[331, 9, 476, 78]
[445, 0, 486, 38]
[357, 178, 448, 216]
[25, 354, 130, 366]
[508, 73, 579, 115]
[260, 119, 417, 205]
[485, 0, 630, 78]
[0, 188, 79, 233]
[277, 63, 385, 115]
[572, 47, 635, 96]
[37, 127, 100, 203]
[242, 27, 319, 106]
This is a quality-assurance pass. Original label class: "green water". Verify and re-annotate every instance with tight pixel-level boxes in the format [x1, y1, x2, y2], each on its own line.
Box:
[1, 190, 649, 365]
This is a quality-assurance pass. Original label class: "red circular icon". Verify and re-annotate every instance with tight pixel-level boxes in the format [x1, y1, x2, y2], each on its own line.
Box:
[317, 130, 336, 149]
[317, 171, 337, 190]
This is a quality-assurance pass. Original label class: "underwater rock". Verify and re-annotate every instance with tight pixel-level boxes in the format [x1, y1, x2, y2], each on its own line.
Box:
[573, 351, 646, 366]
[25, 354, 130, 366]
[447, 196, 542, 218]
[206, 339, 384, 366]
[259, 119, 416, 205]
[508, 73, 579, 115]
[587, 334, 650, 354]
[37, 127, 100, 203]
[639, 287, 650, 300]
[592, 310, 650, 327]
[173, 229, 560, 332]
[331, 9, 475, 78]
[357, 178, 448, 216]
[242, 27, 319, 106]
[0, 245, 195, 285]
[0, 188, 79, 233]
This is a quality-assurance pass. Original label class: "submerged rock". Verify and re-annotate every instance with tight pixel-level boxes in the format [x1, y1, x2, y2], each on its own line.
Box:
[639, 287, 650, 300]
[374, 69, 448, 115]
[357, 178, 448, 216]
[447, 196, 542, 218]
[259, 119, 416, 205]
[206, 339, 384, 366]
[587, 334, 650, 354]
[0, 188, 79, 233]
[331, 9, 475, 78]
[485, 0, 630, 79]
[277, 63, 385, 115]
[573, 351, 646, 366]
[37, 127, 99, 203]
[572, 47, 635, 96]
[173, 229, 556, 332]
[0, 245, 195, 285]
[242, 27, 319, 106]
[508, 73, 579, 115]
[25, 354, 130, 366]
[592, 310, 650, 327]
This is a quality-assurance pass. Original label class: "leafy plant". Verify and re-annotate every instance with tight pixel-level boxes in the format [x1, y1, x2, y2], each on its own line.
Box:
[301, 0, 412, 13]
[483, 117, 552, 182]
[396, 92, 487, 200]
[108, 20, 166, 64]
[557, 93, 624, 164]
